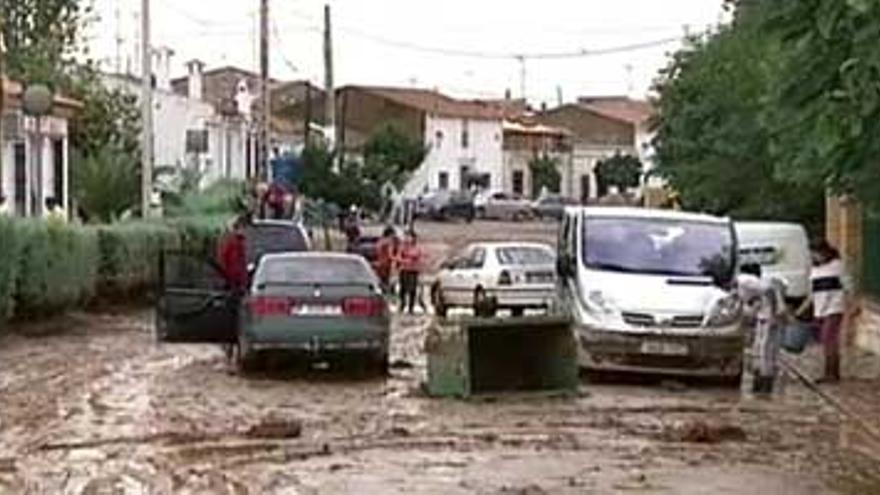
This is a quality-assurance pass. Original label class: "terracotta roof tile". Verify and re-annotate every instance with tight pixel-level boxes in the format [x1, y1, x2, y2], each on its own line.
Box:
[578, 96, 653, 125]
[348, 85, 505, 120]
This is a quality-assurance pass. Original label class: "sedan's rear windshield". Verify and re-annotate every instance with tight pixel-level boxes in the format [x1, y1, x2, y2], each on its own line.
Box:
[257, 258, 376, 286]
[496, 246, 555, 266]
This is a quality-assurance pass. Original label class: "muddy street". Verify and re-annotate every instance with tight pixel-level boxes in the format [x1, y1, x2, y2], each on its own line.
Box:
[1, 221, 879, 494]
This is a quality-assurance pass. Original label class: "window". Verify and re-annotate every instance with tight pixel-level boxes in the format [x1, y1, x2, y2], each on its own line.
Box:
[186, 129, 209, 154]
[438, 172, 449, 190]
[512, 171, 525, 196]
[53, 139, 64, 207]
[461, 119, 470, 149]
[496, 246, 555, 266]
[435, 130, 444, 149]
[467, 248, 486, 269]
[14, 143, 26, 215]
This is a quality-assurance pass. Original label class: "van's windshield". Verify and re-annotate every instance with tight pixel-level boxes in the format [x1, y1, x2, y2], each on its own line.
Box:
[582, 216, 734, 281]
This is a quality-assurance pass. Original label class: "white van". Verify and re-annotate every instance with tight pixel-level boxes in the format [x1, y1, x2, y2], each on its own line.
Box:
[557, 207, 745, 379]
[734, 222, 811, 304]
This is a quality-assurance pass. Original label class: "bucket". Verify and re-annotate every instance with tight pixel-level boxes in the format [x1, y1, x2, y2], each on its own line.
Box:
[782, 322, 813, 354]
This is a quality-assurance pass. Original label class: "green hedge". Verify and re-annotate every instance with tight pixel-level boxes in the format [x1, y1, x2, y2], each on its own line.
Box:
[0, 216, 225, 328]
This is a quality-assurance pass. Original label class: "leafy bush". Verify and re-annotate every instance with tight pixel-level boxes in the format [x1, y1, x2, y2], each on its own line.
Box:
[0, 219, 23, 321]
[165, 179, 246, 218]
[0, 216, 226, 327]
[14, 222, 99, 317]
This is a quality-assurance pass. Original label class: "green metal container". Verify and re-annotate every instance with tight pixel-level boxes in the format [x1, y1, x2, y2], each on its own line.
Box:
[425, 315, 579, 398]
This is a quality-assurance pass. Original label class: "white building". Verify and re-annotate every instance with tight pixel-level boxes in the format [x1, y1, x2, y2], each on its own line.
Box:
[1, 78, 81, 218]
[336, 86, 505, 197]
[501, 120, 572, 198]
[103, 55, 251, 188]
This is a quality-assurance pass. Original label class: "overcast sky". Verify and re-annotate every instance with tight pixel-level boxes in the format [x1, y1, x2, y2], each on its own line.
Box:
[86, 0, 727, 104]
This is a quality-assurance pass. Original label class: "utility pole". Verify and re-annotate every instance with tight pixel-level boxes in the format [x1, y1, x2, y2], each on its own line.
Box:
[141, 0, 153, 217]
[324, 4, 336, 150]
[259, 0, 270, 181]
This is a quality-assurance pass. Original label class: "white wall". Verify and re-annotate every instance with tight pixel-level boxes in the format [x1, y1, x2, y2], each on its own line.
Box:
[405, 115, 504, 196]
[102, 74, 249, 186]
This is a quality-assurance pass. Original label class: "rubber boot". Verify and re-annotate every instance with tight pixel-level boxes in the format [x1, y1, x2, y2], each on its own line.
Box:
[818, 353, 841, 384]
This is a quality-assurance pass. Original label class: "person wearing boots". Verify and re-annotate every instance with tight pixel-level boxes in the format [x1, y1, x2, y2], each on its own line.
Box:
[802, 241, 853, 384]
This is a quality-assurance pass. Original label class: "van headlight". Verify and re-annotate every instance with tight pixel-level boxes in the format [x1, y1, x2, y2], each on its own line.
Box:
[705, 295, 742, 327]
[587, 290, 617, 314]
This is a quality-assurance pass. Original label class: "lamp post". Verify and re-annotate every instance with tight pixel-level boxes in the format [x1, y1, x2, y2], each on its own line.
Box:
[22, 84, 53, 217]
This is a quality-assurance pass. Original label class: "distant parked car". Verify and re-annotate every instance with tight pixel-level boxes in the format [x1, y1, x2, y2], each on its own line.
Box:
[431, 242, 557, 317]
[532, 194, 578, 220]
[476, 191, 532, 221]
[417, 190, 475, 222]
[349, 235, 381, 263]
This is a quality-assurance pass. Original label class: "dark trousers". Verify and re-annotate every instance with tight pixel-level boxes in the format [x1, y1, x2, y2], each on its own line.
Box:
[819, 314, 844, 381]
[400, 270, 419, 314]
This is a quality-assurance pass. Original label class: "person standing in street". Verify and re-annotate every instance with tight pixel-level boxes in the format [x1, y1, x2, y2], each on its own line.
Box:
[800, 241, 854, 384]
[217, 215, 250, 361]
[396, 231, 423, 315]
[737, 263, 787, 396]
[374, 226, 400, 294]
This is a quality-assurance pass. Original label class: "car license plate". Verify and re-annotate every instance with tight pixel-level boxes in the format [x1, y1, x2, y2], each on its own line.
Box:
[294, 305, 342, 316]
[640, 341, 689, 356]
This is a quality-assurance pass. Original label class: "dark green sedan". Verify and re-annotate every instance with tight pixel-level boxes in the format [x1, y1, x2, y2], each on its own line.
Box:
[157, 249, 389, 374]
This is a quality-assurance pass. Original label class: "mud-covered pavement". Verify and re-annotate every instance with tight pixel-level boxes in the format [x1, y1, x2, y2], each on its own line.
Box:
[2, 221, 880, 494]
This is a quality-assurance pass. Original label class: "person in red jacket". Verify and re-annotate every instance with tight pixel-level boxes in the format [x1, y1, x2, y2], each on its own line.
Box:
[374, 226, 400, 293]
[217, 215, 250, 292]
[396, 230, 424, 315]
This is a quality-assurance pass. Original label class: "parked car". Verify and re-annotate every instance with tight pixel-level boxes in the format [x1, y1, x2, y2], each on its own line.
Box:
[349, 235, 381, 263]
[431, 242, 557, 317]
[157, 251, 389, 373]
[245, 220, 312, 268]
[557, 207, 745, 381]
[735, 221, 811, 308]
[417, 190, 475, 222]
[532, 194, 578, 220]
[476, 191, 532, 221]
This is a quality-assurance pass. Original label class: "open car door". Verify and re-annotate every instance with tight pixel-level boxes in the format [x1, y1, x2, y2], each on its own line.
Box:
[156, 251, 238, 344]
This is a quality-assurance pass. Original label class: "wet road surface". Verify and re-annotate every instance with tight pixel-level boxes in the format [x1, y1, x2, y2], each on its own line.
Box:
[1, 221, 879, 494]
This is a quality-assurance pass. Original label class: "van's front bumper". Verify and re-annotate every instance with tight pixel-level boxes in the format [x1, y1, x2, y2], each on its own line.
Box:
[576, 325, 746, 378]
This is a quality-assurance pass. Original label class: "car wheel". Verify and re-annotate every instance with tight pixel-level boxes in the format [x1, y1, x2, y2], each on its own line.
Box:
[473, 287, 496, 318]
[431, 282, 448, 318]
[476, 207, 486, 219]
[511, 307, 525, 317]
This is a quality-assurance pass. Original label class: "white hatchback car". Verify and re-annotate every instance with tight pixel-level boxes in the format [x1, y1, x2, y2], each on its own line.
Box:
[431, 242, 557, 317]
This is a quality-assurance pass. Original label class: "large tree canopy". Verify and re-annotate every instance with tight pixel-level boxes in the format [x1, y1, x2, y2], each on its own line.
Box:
[652, 1, 825, 233]
[763, 0, 880, 204]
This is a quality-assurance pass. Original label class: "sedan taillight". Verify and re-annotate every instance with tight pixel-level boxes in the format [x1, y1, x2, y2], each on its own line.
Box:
[248, 296, 293, 316]
[343, 297, 385, 317]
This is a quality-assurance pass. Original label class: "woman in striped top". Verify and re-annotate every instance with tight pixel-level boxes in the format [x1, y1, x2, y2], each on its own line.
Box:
[803, 241, 852, 383]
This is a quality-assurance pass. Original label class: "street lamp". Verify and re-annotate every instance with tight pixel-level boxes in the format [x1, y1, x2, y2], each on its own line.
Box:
[22, 84, 53, 217]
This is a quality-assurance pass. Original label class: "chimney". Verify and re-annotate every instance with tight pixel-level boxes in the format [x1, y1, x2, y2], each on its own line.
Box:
[154, 46, 175, 91]
[185, 59, 205, 100]
[504, 88, 512, 100]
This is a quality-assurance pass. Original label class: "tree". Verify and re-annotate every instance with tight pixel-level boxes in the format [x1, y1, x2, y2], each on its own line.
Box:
[298, 143, 371, 210]
[761, 0, 880, 205]
[362, 122, 427, 191]
[71, 146, 139, 223]
[595, 153, 642, 196]
[529, 155, 561, 198]
[652, 4, 825, 233]
[0, 0, 85, 88]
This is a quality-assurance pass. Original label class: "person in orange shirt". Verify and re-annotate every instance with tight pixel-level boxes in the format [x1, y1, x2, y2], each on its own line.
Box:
[373, 226, 400, 293]
[396, 230, 423, 315]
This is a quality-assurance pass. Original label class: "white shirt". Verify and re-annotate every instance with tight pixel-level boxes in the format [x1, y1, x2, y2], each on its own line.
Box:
[811, 259, 851, 318]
